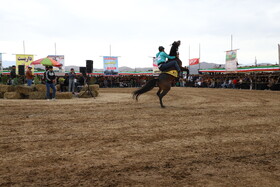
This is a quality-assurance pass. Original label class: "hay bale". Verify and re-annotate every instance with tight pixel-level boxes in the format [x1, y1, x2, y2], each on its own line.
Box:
[0, 92, 4, 98]
[56, 84, 61, 91]
[78, 90, 99, 98]
[35, 84, 46, 92]
[56, 92, 73, 99]
[15, 85, 35, 95]
[29, 92, 46, 100]
[35, 84, 57, 93]
[0, 85, 15, 92]
[91, 84, 99, 91]
[94, 90, 99, 97]
[81, 84, 99, 92]
[4, 92, 23, 99]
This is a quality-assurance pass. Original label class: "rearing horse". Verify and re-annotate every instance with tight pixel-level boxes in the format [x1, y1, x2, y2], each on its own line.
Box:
[133, 41, 189, 108]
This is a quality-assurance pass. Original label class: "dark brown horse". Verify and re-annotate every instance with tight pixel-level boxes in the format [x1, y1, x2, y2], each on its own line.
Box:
[133, 41, 189, 108]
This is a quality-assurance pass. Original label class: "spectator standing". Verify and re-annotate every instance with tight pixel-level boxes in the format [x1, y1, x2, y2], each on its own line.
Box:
[232, 78, 238, 89]
[68, 68, 76, 93]
[10, 65, 16, 85]
[25, 66, 33, 86]
[45, 66, 56, 100]
[58, 76, 65, 92]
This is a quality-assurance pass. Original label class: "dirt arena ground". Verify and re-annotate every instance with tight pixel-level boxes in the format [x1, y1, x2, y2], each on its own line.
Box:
[0, 87, 280, 186]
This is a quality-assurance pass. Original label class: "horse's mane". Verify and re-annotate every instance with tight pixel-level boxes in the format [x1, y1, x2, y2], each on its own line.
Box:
[169, 41, 180, 56]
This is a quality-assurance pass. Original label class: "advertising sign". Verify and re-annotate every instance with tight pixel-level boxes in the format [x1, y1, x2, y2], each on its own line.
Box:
[225, 50, 238, 72]
[0, 53, 2, 70]
[103, 56, 118, 75]
[16, 54, 34, 74]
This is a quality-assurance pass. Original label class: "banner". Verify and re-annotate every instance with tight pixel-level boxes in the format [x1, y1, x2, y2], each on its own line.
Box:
[153, 57, 161, 76]
[0, 53, 2, 70]
[103, 56, 118, 75]
[47, 55, 64, 70]
[189, 58, 200, 66]
[225, 50, 238, 71]
[16, 54, 34, 74]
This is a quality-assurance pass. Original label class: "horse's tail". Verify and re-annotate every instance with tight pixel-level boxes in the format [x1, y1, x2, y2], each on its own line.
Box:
[133, 78, 158, 101]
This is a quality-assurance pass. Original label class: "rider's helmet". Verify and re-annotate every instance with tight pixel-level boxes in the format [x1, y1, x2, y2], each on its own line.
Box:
[158, 46, 164, 51]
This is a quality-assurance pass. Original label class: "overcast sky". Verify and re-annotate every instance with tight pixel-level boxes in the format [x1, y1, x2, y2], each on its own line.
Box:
[1, 0, 280, 68]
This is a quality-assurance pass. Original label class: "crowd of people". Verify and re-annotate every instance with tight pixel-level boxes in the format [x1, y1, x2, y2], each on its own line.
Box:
[185, 72, 280, 90]
[1, 67, 280, 94]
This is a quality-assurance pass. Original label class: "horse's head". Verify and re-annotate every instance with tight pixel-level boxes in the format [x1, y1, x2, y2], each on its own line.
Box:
[172, 40, 181, 47]
[169, 40, 181, 56]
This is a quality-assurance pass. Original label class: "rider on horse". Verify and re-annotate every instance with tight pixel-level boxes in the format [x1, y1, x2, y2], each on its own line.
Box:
[156, 46, 181, 76]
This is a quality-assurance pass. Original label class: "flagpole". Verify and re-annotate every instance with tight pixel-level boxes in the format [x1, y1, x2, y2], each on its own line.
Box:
[54, 42, 57, 60]
[198, 43, 201, 71]
[278, 44, 280, 67]
[189, 45, 190, 60]
[23, 40, 25, 54]
[188, 45, 191, 73]
[255, 56, 257, 66]
[231, 35, 233, 51]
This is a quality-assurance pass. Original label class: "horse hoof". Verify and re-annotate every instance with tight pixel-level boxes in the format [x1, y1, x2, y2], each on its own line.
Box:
[161, 105, 166, 108]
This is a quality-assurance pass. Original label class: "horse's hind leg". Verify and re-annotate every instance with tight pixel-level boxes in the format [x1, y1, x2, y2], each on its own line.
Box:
[157, 87, 162, 97]
[159, 88, 170, 108]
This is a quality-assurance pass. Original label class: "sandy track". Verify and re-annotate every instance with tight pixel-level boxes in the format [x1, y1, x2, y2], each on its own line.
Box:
[0, 87, 280, 186]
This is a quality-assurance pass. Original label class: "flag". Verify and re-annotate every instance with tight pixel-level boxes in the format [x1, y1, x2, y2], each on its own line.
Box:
[153, 57, 161, 76]
[189, 58, 200, 66]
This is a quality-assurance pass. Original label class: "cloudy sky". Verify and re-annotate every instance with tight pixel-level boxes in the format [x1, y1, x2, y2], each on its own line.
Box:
[1, 0, 280, 68]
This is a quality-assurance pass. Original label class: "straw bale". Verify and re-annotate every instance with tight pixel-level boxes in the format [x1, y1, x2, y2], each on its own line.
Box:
[35, 84, 57, 93]
[56, 84, 61, 91]
[56, 92, 73, 99]
[94, 90, 99, 97]
[35, 84, 46, 92]
[78, 90, 99, 98]
[15, 85, 35, 95]
[91, 84, 99, 91]
[4, 92, 23, 99]
[81, 84, 99, 92]
[28, 92, 46, 100]
[0, 85, 15, 92]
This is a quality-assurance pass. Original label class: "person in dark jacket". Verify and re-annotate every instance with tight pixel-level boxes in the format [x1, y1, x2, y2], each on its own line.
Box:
[10, 65, 16, 85]
[45, 66, 56, 100]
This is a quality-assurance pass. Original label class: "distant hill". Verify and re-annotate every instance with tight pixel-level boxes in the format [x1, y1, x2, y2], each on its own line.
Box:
[188, 62, 225, 74]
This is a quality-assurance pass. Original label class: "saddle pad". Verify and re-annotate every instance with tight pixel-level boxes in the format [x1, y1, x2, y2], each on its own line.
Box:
[163, 70, 178, 78]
